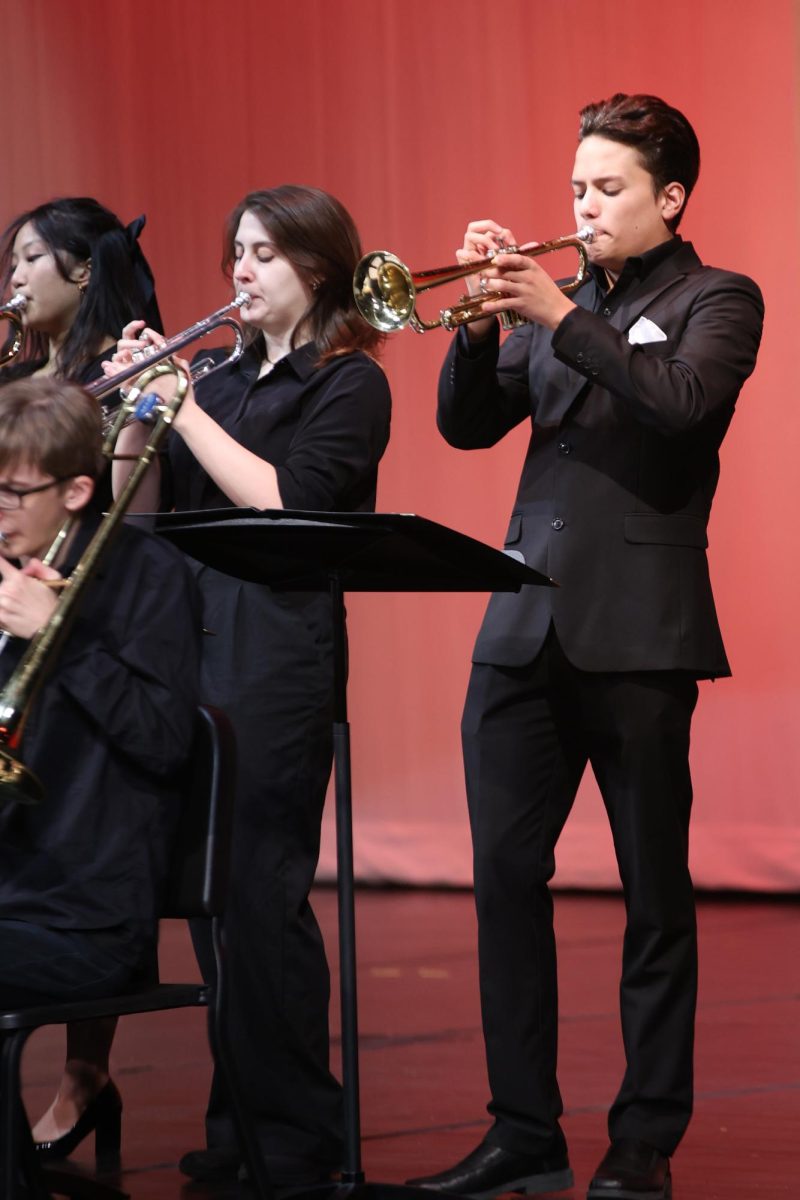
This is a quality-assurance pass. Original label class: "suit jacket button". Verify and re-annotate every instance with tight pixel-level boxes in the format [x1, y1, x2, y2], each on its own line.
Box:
[603, 306, 612, 317]
[551, 517, 565, 530]
[558, 441, 572, 455]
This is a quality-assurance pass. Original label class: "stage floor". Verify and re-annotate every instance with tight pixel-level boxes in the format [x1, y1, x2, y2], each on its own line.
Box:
[20, 888, 798, 1199]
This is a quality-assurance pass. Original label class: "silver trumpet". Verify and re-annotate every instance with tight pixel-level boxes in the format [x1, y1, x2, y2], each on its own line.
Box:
[86, 292, 251, 404]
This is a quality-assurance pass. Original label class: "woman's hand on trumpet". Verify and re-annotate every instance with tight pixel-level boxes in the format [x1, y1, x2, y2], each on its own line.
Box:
[102, 321, 200, 434]
[102, 321, 199, 512]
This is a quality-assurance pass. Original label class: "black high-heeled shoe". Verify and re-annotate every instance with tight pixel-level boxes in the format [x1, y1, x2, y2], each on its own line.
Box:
[34, 1079, 122, 1164]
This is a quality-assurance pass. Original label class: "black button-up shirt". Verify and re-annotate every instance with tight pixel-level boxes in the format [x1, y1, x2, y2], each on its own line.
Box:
[0, 510, 201, 953]
[168, 342, 391, 515]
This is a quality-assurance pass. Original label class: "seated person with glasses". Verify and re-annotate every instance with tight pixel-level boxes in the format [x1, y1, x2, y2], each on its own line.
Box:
[0, 376, 201, 1159]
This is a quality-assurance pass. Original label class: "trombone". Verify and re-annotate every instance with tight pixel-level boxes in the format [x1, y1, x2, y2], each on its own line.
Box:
[0, 294, 27, 366]
[0, 360, 190, 805]
[353, 227, 595, 334]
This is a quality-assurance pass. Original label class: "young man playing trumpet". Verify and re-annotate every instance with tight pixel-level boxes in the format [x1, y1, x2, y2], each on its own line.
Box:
[409, 94, 763, 1200]
[0, 377, 200, 1157]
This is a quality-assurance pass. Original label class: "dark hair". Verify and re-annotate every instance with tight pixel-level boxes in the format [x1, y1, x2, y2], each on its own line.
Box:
[0, 197, 162, 376]
[222, 185, 384, 363]
[578, 94, 700, 231]
[0, 378, 104, 480]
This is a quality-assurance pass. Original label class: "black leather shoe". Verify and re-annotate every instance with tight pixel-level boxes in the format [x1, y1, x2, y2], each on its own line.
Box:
[587, 1139, 671, 1199]
[179, 1146, 242, 1182]
[407, 1140, 573, 1198]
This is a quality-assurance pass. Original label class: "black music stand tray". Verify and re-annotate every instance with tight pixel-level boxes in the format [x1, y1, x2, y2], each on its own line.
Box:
[156, 508, 554, 1200]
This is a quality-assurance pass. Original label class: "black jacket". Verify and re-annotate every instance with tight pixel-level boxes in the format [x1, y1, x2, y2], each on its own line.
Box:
[438, 239, 764, 675]
[0, 511, 202, 944]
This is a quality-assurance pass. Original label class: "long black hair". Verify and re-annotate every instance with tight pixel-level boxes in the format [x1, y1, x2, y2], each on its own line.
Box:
[0, 197, 162, 377]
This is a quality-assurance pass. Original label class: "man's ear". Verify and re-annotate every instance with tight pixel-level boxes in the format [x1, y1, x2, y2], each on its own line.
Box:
[62, 475, 95, 513]
[660, 182, 686, 225]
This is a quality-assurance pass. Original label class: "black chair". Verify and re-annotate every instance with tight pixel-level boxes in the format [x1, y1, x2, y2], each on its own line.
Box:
[0, 704, 271, 1200]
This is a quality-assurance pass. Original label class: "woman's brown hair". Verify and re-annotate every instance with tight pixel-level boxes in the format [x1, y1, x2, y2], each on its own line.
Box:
[222, 185, 384, 363]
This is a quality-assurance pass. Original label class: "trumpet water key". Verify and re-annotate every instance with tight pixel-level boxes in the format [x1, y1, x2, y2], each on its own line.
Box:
[353, 227, 595, 333]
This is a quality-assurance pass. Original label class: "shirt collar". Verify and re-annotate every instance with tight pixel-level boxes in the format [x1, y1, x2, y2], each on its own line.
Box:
[589, 234, 684, 294]
[244, 339, 319, 382]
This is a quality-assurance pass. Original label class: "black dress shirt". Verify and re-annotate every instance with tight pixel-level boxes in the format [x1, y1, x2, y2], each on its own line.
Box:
[168, 342, 391, 514]
[0, 509, 202, 954]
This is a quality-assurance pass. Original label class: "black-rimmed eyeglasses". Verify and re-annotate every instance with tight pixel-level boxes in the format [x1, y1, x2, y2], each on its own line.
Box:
[0, 477, 73, 511]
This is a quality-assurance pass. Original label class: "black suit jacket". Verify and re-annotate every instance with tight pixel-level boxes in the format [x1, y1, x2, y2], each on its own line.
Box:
[438, 240, 764, 676]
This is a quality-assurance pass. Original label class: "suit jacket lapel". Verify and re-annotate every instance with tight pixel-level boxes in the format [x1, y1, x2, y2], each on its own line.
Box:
[606, 241, 701, 335]
[534, 242, 702, 427]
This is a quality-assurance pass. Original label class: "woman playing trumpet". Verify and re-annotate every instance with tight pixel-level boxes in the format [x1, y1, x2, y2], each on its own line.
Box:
[44, 185, 392, 1187]
[0, 197, 162, 512]
[0, 196, 161, 385]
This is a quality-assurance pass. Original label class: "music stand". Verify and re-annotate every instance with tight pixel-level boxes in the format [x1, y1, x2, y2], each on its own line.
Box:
[157, 508, 554, 1200]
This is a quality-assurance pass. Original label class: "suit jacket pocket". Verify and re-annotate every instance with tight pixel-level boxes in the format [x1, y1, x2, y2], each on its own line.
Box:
[624, 513, 708, 548]
[504, 513, 523, 545]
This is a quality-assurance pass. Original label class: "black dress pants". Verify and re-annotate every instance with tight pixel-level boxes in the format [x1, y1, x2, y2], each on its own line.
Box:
[462, 631, 699, 1158]
[0, 920, 140, 1007]
[190, 568, 342, 1172]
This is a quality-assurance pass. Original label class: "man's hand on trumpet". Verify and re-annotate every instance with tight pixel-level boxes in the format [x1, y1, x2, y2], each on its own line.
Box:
[458, 219, 578, 335]
[456, 220, 517, 342]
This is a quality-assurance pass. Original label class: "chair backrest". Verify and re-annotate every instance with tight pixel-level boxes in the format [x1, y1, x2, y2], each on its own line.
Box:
[161, 704, 236, 920]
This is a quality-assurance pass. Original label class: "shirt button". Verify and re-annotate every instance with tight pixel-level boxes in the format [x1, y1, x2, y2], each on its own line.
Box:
[576, 351, 584, 362]
[551, 518, 565, 531]
[558, 441, 572, 455]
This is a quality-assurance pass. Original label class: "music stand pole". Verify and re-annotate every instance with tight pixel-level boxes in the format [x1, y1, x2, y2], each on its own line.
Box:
[330, 572, 365, 1184]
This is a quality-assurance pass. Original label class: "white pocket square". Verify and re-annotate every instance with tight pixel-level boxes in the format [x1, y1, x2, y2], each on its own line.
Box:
[628, 316, 668, 345]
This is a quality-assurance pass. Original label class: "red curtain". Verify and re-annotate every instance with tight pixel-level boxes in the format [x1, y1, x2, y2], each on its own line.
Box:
[5, 0, 799, 889]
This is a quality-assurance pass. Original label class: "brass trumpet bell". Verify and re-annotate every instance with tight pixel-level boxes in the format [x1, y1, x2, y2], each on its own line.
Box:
[353, 227, 595, 334]
[0, 294, 27, 366]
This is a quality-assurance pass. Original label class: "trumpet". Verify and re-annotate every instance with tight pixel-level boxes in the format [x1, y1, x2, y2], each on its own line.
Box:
[0, 359, 190, 805]
[354, 227, 595, 334]
[86, 292, 251, 405]
[0, 294, 27, 365]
